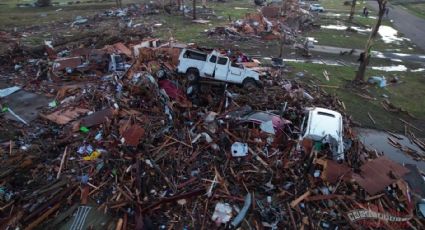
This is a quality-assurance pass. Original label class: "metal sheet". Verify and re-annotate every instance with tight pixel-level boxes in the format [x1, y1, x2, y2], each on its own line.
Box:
[322, 160, 352, 184]
[352, 156, 410, 195]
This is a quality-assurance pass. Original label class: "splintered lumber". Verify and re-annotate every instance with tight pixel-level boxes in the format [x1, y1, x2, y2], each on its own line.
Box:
[56, 146, 68, 179]
[399, 118, 423, 132]
[141, 188, 205, 214]
[115, 218, 123, 230]
[24, 185, 75, 222]
[367, 112, 376, 124]
[323, 70, 329, 81]
[24, 202, 61, 230]
[318, 85, 339, 89]
[290, 190, 311, 208]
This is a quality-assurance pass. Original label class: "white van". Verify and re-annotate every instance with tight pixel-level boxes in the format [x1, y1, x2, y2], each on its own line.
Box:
[301, 107, 344, 161]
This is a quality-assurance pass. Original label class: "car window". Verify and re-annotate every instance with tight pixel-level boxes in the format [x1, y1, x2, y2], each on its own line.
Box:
[217, 57, 228, 65]
[209, 55, 217, 63]
[183, 50, 207, 61]
[317, 111, 335, 118]
[231, 62, 243, 69]
[301, 114, 309, 135]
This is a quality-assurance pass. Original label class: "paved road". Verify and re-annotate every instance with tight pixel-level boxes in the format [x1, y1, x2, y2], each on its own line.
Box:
[367, 0, 425, 51]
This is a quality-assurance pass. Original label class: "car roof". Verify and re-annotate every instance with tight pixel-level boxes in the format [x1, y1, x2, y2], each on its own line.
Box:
[244, 111, 275, 122]
[306, 107, 342, 140]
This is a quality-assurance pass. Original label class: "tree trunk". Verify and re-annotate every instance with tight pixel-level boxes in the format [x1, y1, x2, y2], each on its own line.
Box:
[354, 0, 387, 82]
[371, 0, 387, 38]
[279, 33, 286, 58]
[348, 0, 357, 22]
[192, 0, 196, 20]
[354, 52, 370, 82]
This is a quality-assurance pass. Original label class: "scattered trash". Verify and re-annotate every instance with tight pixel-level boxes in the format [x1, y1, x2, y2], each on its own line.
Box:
[368, 76, 387, 88]
[212, 203, 232, 225]
[231, 142, 248, 157]
[0, 5, 422, 228]
[0, 86, 21, 98]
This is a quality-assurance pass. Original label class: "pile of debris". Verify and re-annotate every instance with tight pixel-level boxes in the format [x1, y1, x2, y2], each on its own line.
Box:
[208, 2, 315, 41]
[0, 38, 425, 229]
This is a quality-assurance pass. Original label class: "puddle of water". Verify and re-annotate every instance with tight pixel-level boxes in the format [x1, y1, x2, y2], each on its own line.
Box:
[371, 64, 408, 72]
[378, 25, 410, 44]
[356, 128, 425, 171]
[390, 58, 403, 63]
[306, 37, 318, 43]
[393, 53, 425, 59]
[321, 24, 409, 44]
[321, 24, 371, 33]
[323, 12, 377, 19]
[280, 58, 342, 66]
[411, 68, 425, 72]
[321, 24, 347, 30]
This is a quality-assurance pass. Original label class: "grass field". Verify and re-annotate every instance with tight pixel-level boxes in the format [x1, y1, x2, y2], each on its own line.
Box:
[305, 27, 420, 54]
[287, 62, 425, 136]
[0, 0, 118, 28]
[320, 0, 366, 12]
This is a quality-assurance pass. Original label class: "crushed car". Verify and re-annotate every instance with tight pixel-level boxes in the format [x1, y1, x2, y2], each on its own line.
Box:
[300, 107, 344, 161]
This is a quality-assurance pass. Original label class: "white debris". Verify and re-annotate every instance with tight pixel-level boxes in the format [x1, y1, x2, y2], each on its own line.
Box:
[212, 203, 232, 225]
[378, 25, 410, 44]
[260, 120, 275, 134]
[231, 142, 248, 157]
[0, 86, 21, 98]
[371, 65, 408, 72]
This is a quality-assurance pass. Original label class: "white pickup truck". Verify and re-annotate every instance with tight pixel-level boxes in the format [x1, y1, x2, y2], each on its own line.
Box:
[176, 49, 262, 89]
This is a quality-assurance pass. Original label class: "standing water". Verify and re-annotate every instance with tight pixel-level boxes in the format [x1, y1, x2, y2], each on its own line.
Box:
[356, 128, 425, 171]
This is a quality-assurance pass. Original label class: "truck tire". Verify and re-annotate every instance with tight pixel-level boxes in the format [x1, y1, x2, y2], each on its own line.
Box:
[243, 78, 257, 90]
[187, 69, 199, 82]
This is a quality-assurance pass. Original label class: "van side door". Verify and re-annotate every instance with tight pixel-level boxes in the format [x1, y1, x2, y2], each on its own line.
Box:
[201, 54, 217, 78]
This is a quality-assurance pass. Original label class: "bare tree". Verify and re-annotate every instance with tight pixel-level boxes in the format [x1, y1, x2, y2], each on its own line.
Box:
[354, 0, 387, 82]
[192, 0, 196, 20]
[115, 0, 122, 9]
[371, 0, 387, 38]
[348, 0, 357, 22]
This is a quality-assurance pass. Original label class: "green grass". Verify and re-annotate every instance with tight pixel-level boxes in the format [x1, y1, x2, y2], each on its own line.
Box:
[305, 27, 418, 53]
[152, 0, 256, 43]
[286, 62, 425, 136]
[401, 3, 425, 20]
[0, 1, 117, 28]
[312, 12, 422, 53]
[320, 0, 367, 12]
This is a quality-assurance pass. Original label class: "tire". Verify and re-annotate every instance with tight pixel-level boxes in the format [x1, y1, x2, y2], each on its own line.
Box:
[187, 69, 199, 82]
[243, 78, 257, 90]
